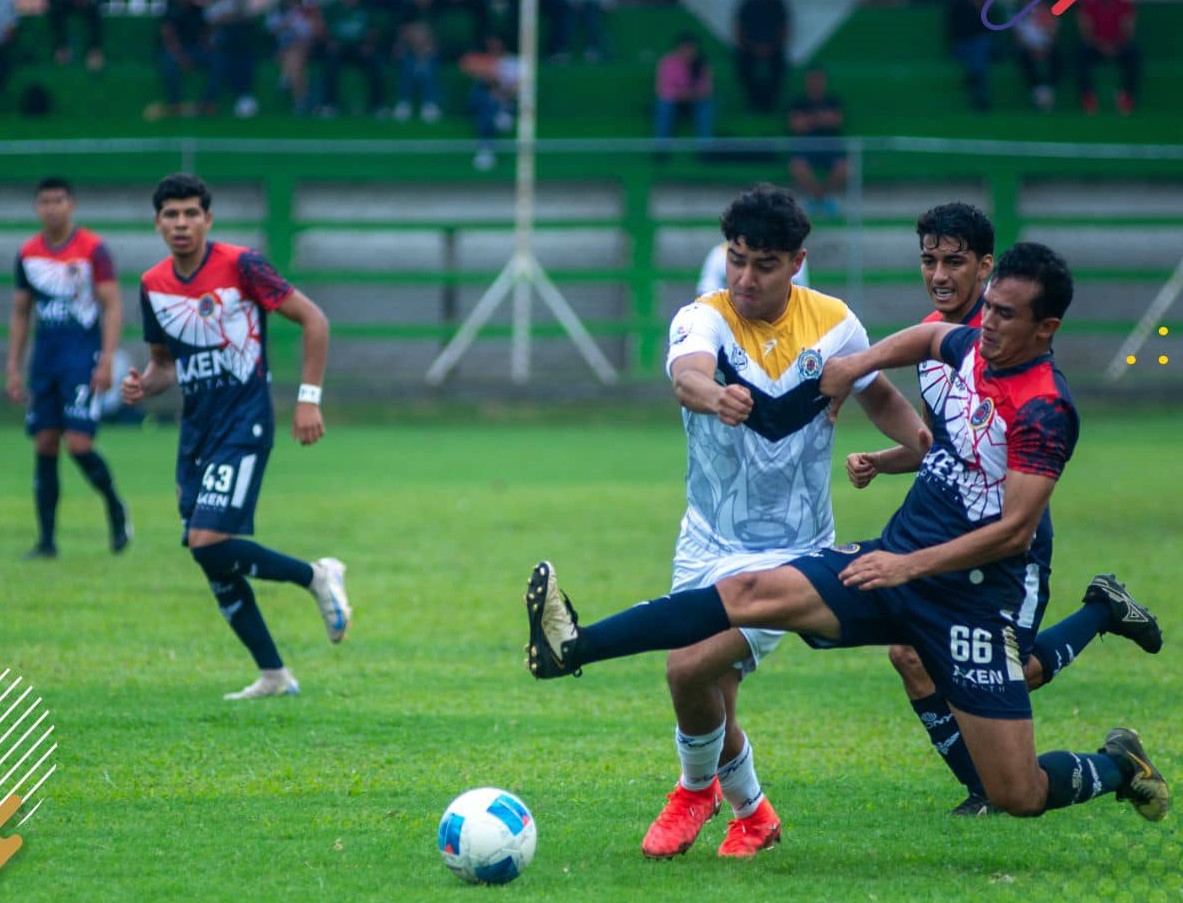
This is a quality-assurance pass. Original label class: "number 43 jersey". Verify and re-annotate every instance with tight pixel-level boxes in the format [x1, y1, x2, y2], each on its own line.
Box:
[140, 242, 294, 458]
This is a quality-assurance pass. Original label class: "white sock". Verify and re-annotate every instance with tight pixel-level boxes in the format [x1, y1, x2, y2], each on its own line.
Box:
[718, 734, 764, 818]
[676, 723, 725, 791]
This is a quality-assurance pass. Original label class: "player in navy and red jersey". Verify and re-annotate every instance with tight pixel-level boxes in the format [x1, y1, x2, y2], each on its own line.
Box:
[524, 242, 1169, 825]
[5, 176, 130, 559]
[845, 203, 1161, 816]
[121, 173, 353, 701]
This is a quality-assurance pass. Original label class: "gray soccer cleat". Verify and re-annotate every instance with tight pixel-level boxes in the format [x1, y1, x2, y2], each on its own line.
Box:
[1085, 574, 1162, 654]
[1103, 727, 1170, 822]
[524, 561, 582, 679]
[223, 668, 300, 701]
[310, 557, 351, 643]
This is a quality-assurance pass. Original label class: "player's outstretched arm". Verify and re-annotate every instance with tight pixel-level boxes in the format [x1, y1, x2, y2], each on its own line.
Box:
[276, 289, 329, 446]
[122, 343, 176, 404]
[5, 289, 32, 404]
[820, 322, 954, 420]
[671, 353, 752, 426]
[846, 406, 933, 487]
[839, 469, 1055, 590]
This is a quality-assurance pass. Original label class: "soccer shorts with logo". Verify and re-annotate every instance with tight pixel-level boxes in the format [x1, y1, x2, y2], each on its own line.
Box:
[177, 445, 272, 540]
[25, 364, 101, 437]
[792, 540, 1033, 719]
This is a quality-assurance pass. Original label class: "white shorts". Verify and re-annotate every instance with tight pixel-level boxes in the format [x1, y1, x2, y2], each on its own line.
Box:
[672, 547, 801, 675]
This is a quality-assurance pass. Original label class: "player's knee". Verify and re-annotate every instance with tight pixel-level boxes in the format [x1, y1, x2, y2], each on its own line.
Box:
[985, 786, 1043, 818]
[665, 647, 713, 692]
[64, 435, 93, 456]
[717, 572, 761, 613]
[190, 542, 237, 579]
[887, 644, 923, 678]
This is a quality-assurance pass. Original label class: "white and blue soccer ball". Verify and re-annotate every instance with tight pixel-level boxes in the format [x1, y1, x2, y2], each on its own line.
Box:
[437, 787, 537, 885]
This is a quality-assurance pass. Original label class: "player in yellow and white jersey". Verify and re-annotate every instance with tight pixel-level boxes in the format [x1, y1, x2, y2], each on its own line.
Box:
[641, 184, 929, 858]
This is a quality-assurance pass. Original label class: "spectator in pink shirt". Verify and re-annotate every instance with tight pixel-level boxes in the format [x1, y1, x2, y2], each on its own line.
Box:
[654, 32, 714, 153]
[1076, 0, 1140, 114]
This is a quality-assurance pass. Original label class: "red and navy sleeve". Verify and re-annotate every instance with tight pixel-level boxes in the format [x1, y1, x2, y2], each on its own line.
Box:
[938, 325, 979, 368]
[91, 242, 117, 283]
[1007, 395, 1080, 479]
[14, 252, 29, 290]
[238, 250, 294, 312]
[140, 282, 165, 345]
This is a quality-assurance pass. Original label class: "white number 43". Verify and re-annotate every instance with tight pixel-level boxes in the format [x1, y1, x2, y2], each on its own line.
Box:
[201, 463, 234, 494]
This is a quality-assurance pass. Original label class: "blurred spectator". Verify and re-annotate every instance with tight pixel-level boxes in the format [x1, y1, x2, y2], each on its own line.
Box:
[1013, 3, 1060, 111]
[438, 0, 491, 55]
[393, 1, 442, 122]
[48, 0, 104, 71]
[158, 0, 217, 115]
[787, 66, 847, 216]
[1076, 0, 1139, 115]
[0, 0, 17, 96]
[542, 0, 609, 63]
[266, 0, 321, 115]
[733, 0, 788, 114]
[948, 0, 991, 112]
[460, 32, 521, 170]
[318, 0, 386, 117]
[205, 0, 260, 118]
[653, 31, 714, 154]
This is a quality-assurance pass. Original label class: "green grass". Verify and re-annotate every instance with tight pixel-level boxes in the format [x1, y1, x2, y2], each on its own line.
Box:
[1, 408, 1181, 901]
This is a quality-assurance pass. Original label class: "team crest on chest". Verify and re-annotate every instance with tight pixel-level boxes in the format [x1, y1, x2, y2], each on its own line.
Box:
[728, 343, 749, 371]
[969, 397, 995, 430]
[797, 348, 823, 380]
[197, 293, 218, 318]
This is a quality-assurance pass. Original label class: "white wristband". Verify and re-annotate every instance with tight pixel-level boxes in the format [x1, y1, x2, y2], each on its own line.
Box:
[297, 383, 322, 405]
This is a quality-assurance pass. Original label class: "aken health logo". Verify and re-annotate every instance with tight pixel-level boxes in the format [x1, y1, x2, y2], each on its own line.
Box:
[0, 667, 58, 872]
[981, 0, 1079, 31]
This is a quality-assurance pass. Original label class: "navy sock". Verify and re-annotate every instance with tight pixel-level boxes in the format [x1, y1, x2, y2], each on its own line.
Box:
[1031, 602, 1110, 685]
[192, 539, 314, 587]
[1038, 750, 1124, 811]
[71, 450, 121, 511]
[911, 694, 985, 797]
[574, 586, 730, 667]
[208, 575, 283, 669]
[34, 454, 59, 548]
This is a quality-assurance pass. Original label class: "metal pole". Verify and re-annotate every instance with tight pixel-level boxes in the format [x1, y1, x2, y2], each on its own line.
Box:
[510, 0, 540, 384]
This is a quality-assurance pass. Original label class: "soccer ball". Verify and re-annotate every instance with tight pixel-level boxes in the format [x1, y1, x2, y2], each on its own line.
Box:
[437, 787, 537, 885]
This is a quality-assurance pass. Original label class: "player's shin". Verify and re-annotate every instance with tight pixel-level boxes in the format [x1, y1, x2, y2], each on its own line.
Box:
[574, 586, 731, 666]
[1037, 750, 1124, 812]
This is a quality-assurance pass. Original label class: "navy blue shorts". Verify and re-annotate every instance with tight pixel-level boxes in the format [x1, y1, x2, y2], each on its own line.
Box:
[177, 445, 271, 541]
[25, 365, 101, 437]
[792, 540, 1033, 720]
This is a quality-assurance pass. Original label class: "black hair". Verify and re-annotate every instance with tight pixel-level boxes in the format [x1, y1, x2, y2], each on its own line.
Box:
[720, 183, 811, 254]
[992, 242, 1074, 320]
[35, 176, 73, 197]
[152, 173, 212, 213]
[915, 202, 994, 259]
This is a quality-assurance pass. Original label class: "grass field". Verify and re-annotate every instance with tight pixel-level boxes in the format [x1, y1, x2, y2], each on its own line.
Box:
[1, 407, 1180, 902]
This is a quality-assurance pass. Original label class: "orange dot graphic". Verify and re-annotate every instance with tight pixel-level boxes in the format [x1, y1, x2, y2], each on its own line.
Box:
[1159, 326, 1170, 336]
